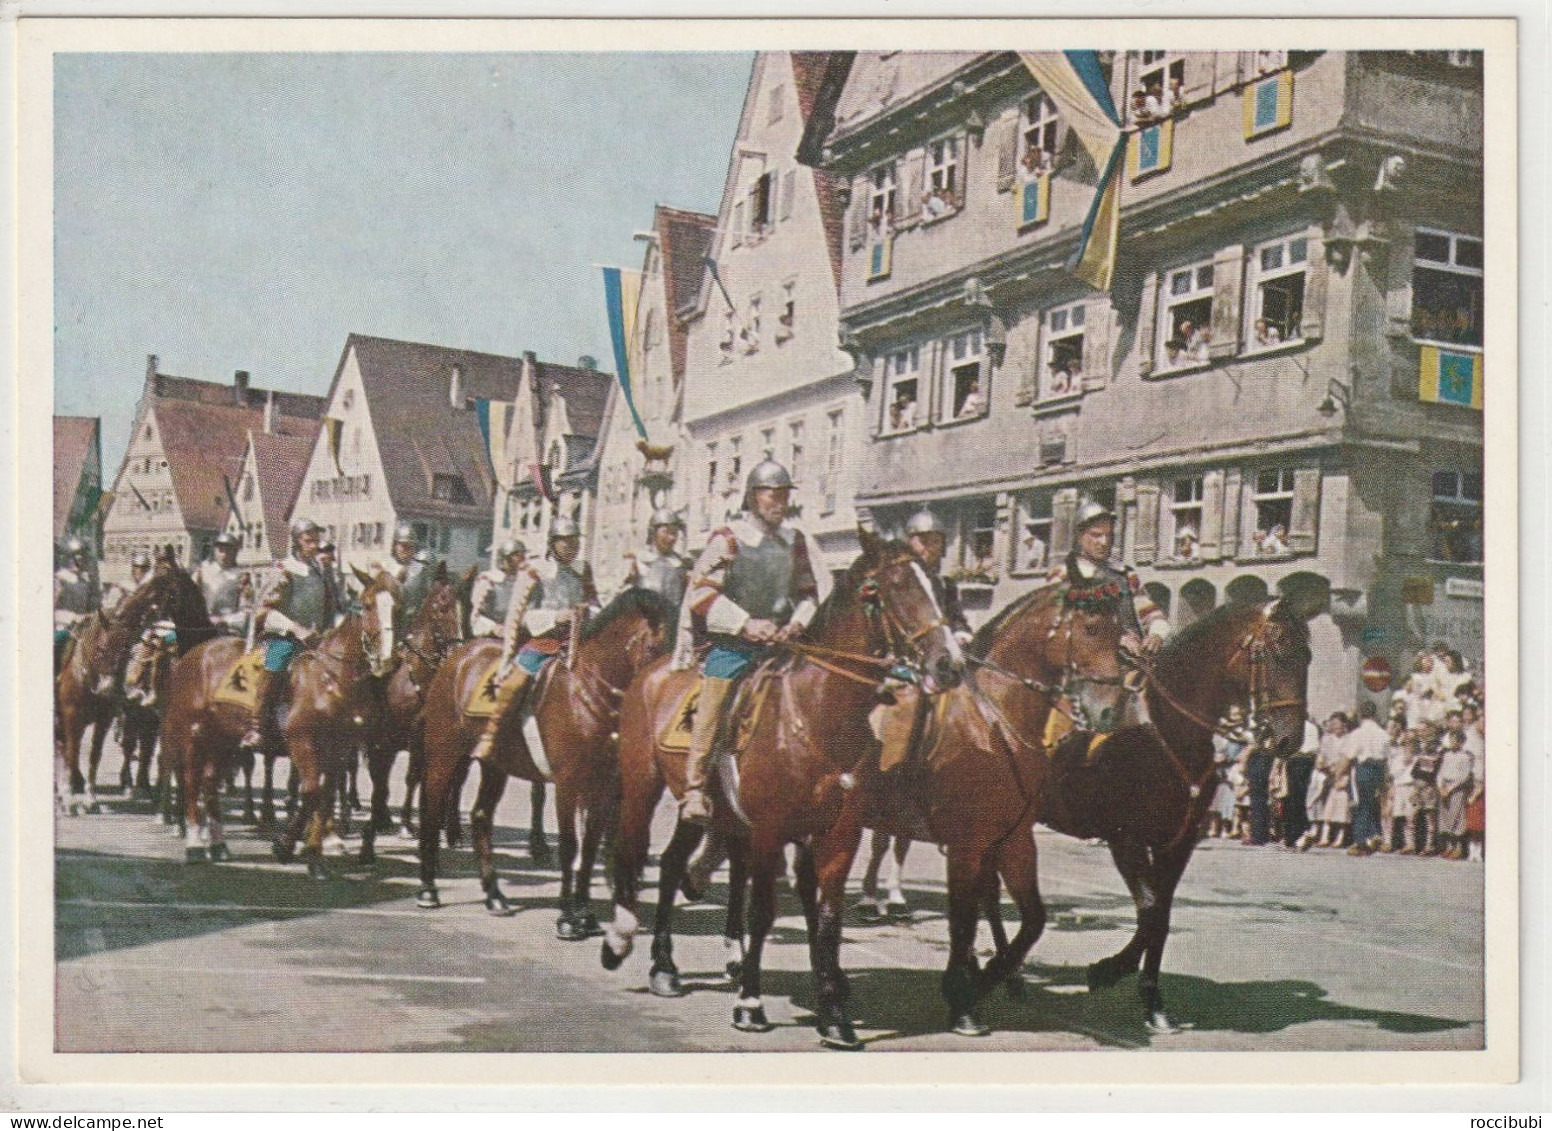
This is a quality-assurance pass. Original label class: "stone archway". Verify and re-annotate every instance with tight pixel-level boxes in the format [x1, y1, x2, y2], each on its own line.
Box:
[1178, 577, 1217, 629]
[1224, 574, 1271, 606]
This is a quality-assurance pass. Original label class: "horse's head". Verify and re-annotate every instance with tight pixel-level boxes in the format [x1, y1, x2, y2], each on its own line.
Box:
[981, 586, 1129, 731]
[148, 548, 210, 632]
[856, 527, 965, 694]
[352, 564, 401, 678]
[1230, 595, 1319, 755]
[582, 588, 676, 676]
[414, 563, 464, 654]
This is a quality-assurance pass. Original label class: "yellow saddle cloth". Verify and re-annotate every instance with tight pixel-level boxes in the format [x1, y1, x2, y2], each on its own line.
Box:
[213, 648, 268, 710]
[656, 673, 776, 757]
[657, 683, 701, 753]
[464, 656, 520, 719]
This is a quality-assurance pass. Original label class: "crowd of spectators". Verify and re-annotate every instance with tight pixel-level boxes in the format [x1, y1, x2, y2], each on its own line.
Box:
[1205, 642, 1485, 861]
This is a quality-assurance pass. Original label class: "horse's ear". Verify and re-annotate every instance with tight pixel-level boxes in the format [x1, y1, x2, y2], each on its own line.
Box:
[857, 525, 882, 563]
[158, 545, 176, 568]
[351, 563, 375, 589]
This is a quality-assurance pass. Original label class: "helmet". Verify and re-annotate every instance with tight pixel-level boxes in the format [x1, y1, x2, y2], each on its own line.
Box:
[318, 540, 337, 556]
[63, 537, 86, 556]
[745, 459, 793, 494]
[550, 516, 581, 541]
[213, 532, 238, 550]
[904, 509, 944, 538]
[648, 507, 684, 531]
[497, 537, 527, 561]
[129, 550, 151, 570]
[1073, 497, 1116, 531]
[393, 522, 419, 547]
[290, 516, 323, 539]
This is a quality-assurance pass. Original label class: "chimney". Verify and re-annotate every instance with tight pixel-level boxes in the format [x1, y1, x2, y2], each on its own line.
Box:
[263, 389, 275, 434]
[234, 370, 250, 405]
[449, 363, 464, 410]
[523, 350, 538, 393]
[578, 354, 598, 371]
[145, 354, 159, 386]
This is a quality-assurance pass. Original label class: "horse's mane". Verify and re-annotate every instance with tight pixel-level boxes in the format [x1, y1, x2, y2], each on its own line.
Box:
[1154, 599, 1301, 667]
[968, 582, 1061, 659]
[583, 586, 677, 640]
[801, 551, 866, 641]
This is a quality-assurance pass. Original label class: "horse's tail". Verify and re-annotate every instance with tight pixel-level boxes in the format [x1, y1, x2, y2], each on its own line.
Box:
[712, 749, 750, 826]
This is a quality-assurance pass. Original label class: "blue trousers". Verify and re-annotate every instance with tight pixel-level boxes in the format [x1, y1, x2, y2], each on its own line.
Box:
[704, 640, 764, 680]
[264, 638, 301, 673]
[1353, 759, 1387, 845]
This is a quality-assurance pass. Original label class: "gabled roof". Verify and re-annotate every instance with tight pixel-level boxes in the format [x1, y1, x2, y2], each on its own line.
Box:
[53, 415, 100, 542]
[248, 429, 319, 543]
[654, 204, 717, 379]
[790, 52, 854, 287]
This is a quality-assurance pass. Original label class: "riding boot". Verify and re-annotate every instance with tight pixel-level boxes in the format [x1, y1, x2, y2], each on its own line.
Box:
[681, 676, 735, 825]
[241, 668, 274, 753]
[471, 666, 530, 762]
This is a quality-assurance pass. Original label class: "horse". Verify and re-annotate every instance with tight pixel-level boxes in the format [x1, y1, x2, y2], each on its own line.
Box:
[360, 565, 465, 863]
[415, 586, 678, 930]
[598, 529, 966, 1046]
[159, 567, 399, 876]
[117, 629, 176, 800]
[55, 554, 185, 815]
[1037, 593, 1320, 1034]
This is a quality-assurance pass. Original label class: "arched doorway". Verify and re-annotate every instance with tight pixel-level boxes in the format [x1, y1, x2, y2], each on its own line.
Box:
[1178, 578, 1218, 628]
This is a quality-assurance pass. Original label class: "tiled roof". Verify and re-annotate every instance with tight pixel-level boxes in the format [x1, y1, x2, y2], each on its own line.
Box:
[53, 416, 100, 542]
[654, 204, 717, 379]
[248, 429, 319, 544]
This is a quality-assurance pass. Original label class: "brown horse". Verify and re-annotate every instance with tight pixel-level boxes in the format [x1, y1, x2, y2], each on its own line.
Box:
[55, 555, 185, 815]
[415, 586, 677, 928]
[598, 530, 965, 1044]
[160, 568, 399, 875]
[1039, 593, 1320, 1034]
[777, 580, 1130, 1044]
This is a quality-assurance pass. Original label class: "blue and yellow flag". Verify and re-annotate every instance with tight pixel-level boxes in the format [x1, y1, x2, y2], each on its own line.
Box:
[474, 397, 516, 489]
[602, 266, 647, 440]
[1018, 51, 1127, 293]
[1419, 345, 1483, 410]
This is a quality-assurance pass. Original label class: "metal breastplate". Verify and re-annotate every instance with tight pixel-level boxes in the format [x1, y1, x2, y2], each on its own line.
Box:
[281, 564, 334, 633]
[640, 553, 687, 607]
[202, 565, 244, 617]
[479, 572, 515, 623]
[725, 535, 796, 625]
[401, 558, 433, 619]
[538, 563, 586, 610]
[56, 570, 97, 615]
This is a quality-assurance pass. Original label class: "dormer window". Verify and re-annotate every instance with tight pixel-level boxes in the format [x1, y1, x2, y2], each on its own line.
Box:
[431, 473, 473, 504]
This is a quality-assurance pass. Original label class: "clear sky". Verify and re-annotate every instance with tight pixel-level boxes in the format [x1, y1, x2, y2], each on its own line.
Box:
[54, 52, 753, 474]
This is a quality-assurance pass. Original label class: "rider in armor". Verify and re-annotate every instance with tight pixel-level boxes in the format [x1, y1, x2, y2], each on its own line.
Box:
[195, 532, 249, 636]
[382, 523, 437, 631]
[101, 550, 152, 615]
[674, 459, 819, 824]
[624, 507, 689, 609]
[54, 537, 100, 657]
[470, 517, 600, 762]
[470, 538, 529, 638]
[242, 517, 340, 753]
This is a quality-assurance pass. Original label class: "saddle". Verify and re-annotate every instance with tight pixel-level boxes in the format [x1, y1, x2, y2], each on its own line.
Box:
[656, 663, 780, 761]
[463, 652, 559, 722]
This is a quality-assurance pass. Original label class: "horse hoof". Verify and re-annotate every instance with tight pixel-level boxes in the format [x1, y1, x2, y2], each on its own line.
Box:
[1145, 1011, 1189, 1036]
[649, 968, 685, 998]
[599, 940, 626, 972]
[732, 1005, 774, 1033]
[416, 888, 441, 910]
[574, 913, 601, 937]
[271, 840, 295, 864]
[854, 901, 886, 925]
[398, 825, 417, 842]
[555, 915, 585, 941]
[358, 847, 376, 866]
[209, 842, 233, 863]
[725, 958, 743, 982]
[306, 860, 329, 882]
[485, 892, 515, 917]
[184, 846, 209, 865]
[1004, 975, 1027, 1002]
[950, 1012, 991, 1038]
[529, 841, 553, 868]
[817, 1021, 863, 1051]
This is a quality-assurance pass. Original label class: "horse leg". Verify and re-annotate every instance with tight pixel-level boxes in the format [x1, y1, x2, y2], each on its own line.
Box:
[977, 831, 1047, 1003]
[86, 712, 109, 812]
[979, 871, 1019, 998]
[720, 831, 749, 981]
[369, 746, 395, 834]
[118, 711, 135, 791]
[647, 818, 704, 997]
[413, 745, 459, 911]
[732, 846, 782, 1034]
[599, 768, 663, 973]
[1135, 838, 1197, 1035]
[400, 745, 421, 838]
[205, 756, 231, 864]
[553, 784, 583, 938]
[1087, 839, 1153, 991]
[941, 845, 991, 1038]
[470, 761, 514, 915]
[135, 720, 157, 797]
[885, 837, 912, 918]
[572, 795, 611, 939]
[236, 750, 256, 823]
[857, 832, 890, 922]
[180, 736, 208, 862]
[445, 758, 470, 848]
[809, 814, 867, 1050]
[528, 780, 551, 866]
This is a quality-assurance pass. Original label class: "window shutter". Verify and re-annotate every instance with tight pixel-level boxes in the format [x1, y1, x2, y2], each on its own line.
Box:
[847, 179, 869, 251]
[1209, 245, 1245, 358]
[1081, 299, 1113, 390]
[1051, 488, 1079, 560]
[1018, 312, 1043, 406]
[1289, 467, 1322, 554]
[1137, 270, 1160, 376]
[992, 492, 1014, 576]
[779, 169, 796, 221]
[1199, 468, 1226, 561]
[1183, 52, 1213, 103]
[901, 148, 926, 223]
[1134, 480, 1160, 565]
[1385, 224, 1415, 340]
[994, 113, 1018, 192]
[1216, 52, 1247, 95]
[1300, 224, 1330, 342]
[732, 202, 745, 248]
[1221, 467, 1243, 559]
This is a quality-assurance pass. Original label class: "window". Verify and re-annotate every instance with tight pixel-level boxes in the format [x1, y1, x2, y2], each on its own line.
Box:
[1169, 476, 1204, 561]
[822, 409, 844, 515]
[942, 329, 988, 422]
[768, 83, 785, 124]
[547, 441, 563, 472]
[144, 425, 154, 442]
[727, 437, 743, 495]
[720, 306, 736, 364]
[1250, 468, 1295, 554]
[748, 172, 774, 235]
[241, 475, 255, 503]
[883, 347, 922, 434]
[431, 473, 473, 505]
[1248, 233, 1308, 349]
[760, 427, 775, 461]
[924, 135, 961, 218]
[1429, 469, 1483, 563]
[1412, 228, 1483, 347]
[1132, 51, 1185, 122]
[962, 500, 998, 578]
[1021, 93, 1060, 177]
[1254, 49, 1289, 75]
[868, 162, 897, 234]
[788, 421, 806, 486]
[1017, 491, 1053, 573]
[1158, 260, 1215, 370]
[342, 389, 355, 410]
[641, 309, 658, 355]
[1041, 302, 1086, 401]
[779, 169, 796, 222]
[776, 280, 796, 343]
[741, 294, 761, 354]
